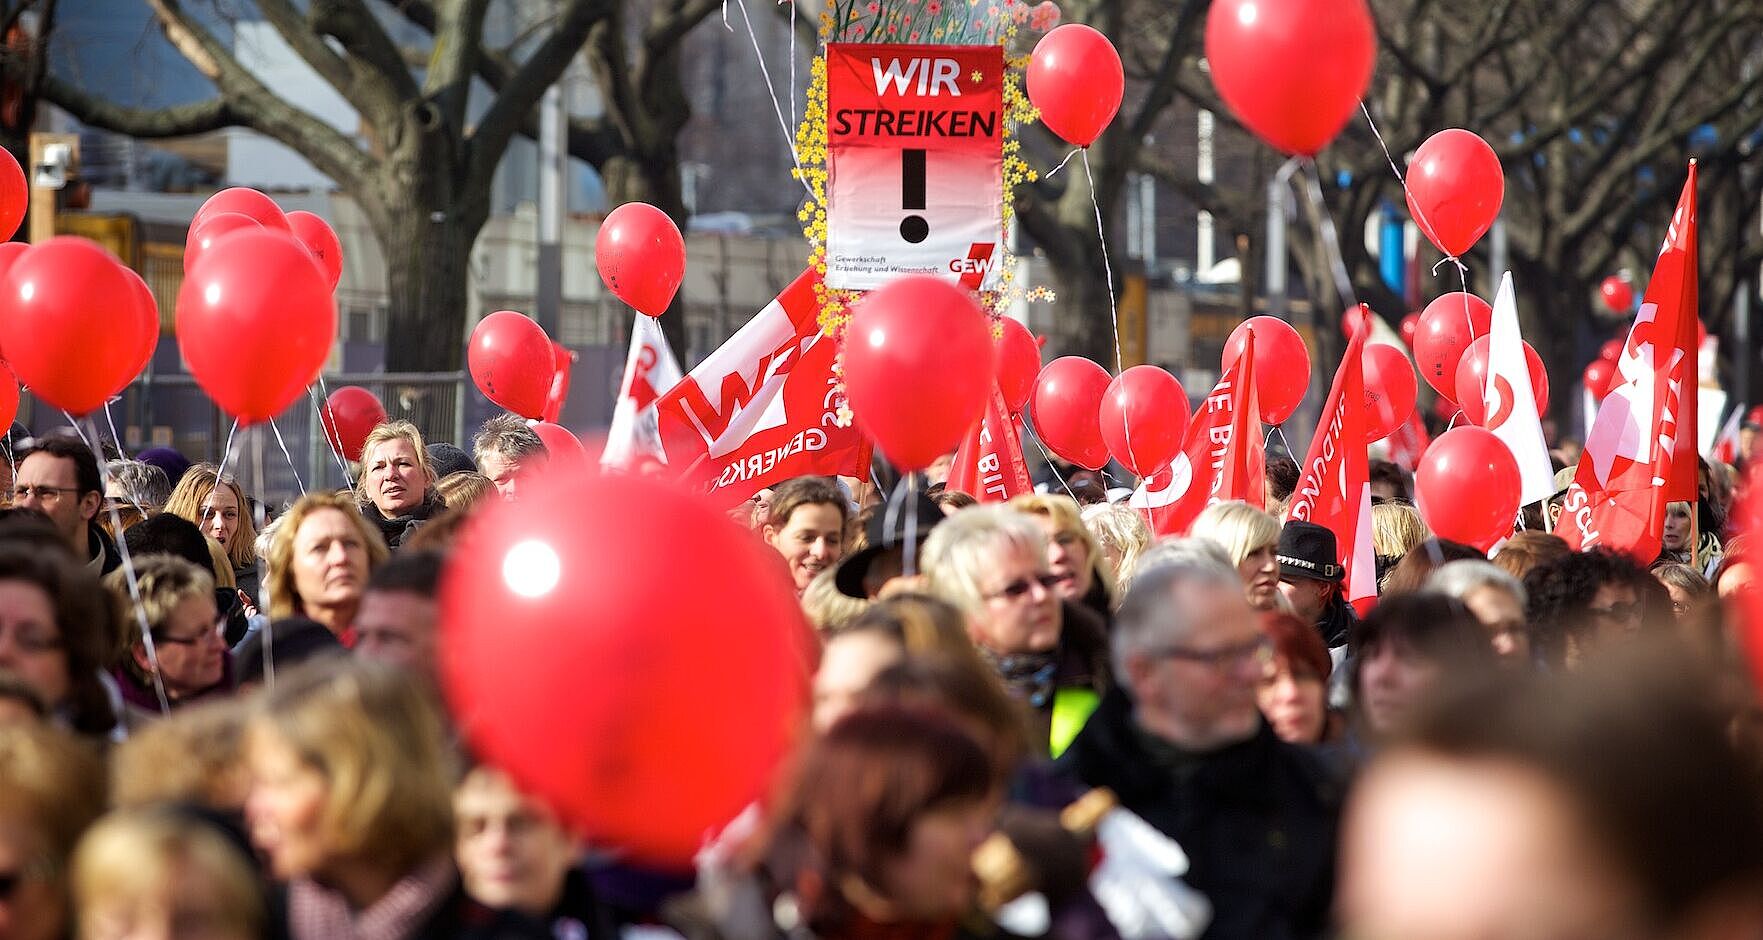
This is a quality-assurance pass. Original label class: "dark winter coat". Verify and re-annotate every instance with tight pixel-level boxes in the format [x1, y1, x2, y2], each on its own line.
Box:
[364, 490, 446, 550]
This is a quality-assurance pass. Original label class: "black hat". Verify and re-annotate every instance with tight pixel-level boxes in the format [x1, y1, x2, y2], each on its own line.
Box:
[1276, 520, 1344, 583]
[427, 442, 477, 479]
[834, 489, 947, 599]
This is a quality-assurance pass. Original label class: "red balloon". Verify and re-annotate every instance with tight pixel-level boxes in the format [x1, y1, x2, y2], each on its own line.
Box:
[1399, 312, 1422, 349]
[1453, 336, 1549, 427]
[1026, 24, 1123, 148]
[469, 311, 555, 420]
[1362, 343, 1418, 444]
[286, 210, 343, 291]
[0, 241, 27, 281]
[176, 229, 337, 424]
[0, 361, 18, 430]
[0, 238, 144, 416]
[1416, 427, 1521, 551]
[1204, 0, 1375, 156]
[1405, 129, 1504, 257]
[1341, 305, 1374, 340]
[843, 277, 994, 471]
[439, 471, 809, 866]
[1032, 357, 1112, 470]
[1414, 292, 1492, 399]
[319, 386, 387, 462]
[996, 317, 1042, 415]
[531, 421, 588, 472]
[0, 148, 25, 242]
[119, 266, 159, 392]
[1583, 359, 1618, 403]
[1598, 338, 1623, 363]
[1599, 276, 1633, 314]
[191, 187, 289, 233]
[596, 203, 685, 317]
[1224, 316, 1310, 425]
[184, 211, 261, 275]
[1099, 366, 1190, 476]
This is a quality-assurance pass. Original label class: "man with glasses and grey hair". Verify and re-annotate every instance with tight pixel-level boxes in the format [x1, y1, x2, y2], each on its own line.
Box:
[472, 413, 550, 501]
[1058, 541, 1342, 940]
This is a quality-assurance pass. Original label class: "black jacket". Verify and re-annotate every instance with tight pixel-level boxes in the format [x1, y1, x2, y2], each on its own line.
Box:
[87, 521, 121, 575]
[364, 491, 446, 550]
[1315, 593, 1357, 649]
[987, 600, 1111, 759]
[1056, 688, 1342, 940]
[267, 879, 550, 940]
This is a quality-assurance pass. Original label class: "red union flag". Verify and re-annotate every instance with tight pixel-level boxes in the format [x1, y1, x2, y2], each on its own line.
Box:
[1285, 329, 1376, 614]
[600, 313, 684, 471]
[1560, 164, 1698, 562]
[825, 43, 1004, 291]
[1128, 337, 1264, 535]
[655, 269, 871, 506]
[946, 383, 1030, 502]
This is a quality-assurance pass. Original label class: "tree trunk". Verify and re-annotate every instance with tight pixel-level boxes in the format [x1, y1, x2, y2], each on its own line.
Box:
[382, 208, 479, 374]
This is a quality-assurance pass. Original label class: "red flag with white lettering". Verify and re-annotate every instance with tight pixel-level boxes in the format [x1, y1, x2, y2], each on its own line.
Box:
[1128, 335, 1263, 535]
[946, 382, 1031, 502]
[1559, 164, 1698, 562]
[655, 269, 872, 506]
[1285, 329, 1376, 614]
[601, 313, 684, 471]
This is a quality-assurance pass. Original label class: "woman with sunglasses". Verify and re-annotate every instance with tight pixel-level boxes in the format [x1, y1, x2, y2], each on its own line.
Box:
[922, 506, 1110, 759]
[0, 533, 120, 738]
[104, 555, 233, 723]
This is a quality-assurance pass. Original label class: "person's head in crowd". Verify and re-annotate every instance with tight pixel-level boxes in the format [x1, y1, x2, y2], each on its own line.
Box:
[472, 414, 549, 501]
[163, 465, 257, 576]
[104, 459, 171, 515]
[1256, 609, 1339, 745]
[1427, 560, 1530, 661]
[922, 506, 1062, 657]
[104, 555, 228, 710]
[435, 471, 495, 515]
[243, 661, 456, 901]
[1662, 500, 1695, 558]
[0, 722, 106, 940]
[71, 806, 264, 940]
[1715, 535, 1753, 600]
[1370, 501, 1429, 578]
[13, 435, 104, 561]
[135, 447, 192, 489]
[1264, 455, 1300, 509]
[1061, 470, 1109, 505]
[751, 706, 999, 932]
[1190, 500, 1283, 611]
[265, 491, 388, 638]
[813, 592, 984, 731]
[1009, 493, 1113, 611]
[1340, 646, 1763, 940]
[1080, 502, 1152, 593]
[425, 442, 477, 480]
[0, 672, 46, 727]
[110, 699, 249, 812]
[860, 654, 1028, 777]
[763, 477, 850, 596]
[925, 450, 957, 487]
[123, 512, 217, 575]
[1351, 591, 1495, 740]
[356, 421, 442, 523]
[1706, 460, 1738, 525]
[802, 568, 869, 633]
[1525, 547, 1653, 669]
[1491, 530, 1571, 581]
[1368, 459, 1413, 502]
[96, 504, 146, 541]
[1379, 538, 1483, 596]
[749, 486, 776, 531]
[1652, 563, 1712, 624]
[453, 766, 580, 920]
[353, 550, 442, 684]
[0, 543, 119, 736]
[1275, 519, 1347, 625]
[931, 488, 977, 513]
[1111, 550, 1268, 750]
[834, 489, 946, 600]
[232, 618, 344, 688]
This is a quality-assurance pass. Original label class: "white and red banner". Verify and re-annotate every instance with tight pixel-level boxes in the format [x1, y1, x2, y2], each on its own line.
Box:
[825, 43, 1004, 291]
[601, 313, 683, 471]
[656, 269, 872, 506]
[946, 383, 1031, 502]
[1285, 329, 1376, 615]
[1129, 336, 1263, 536]
[1484, 272, 1556, 506]
[1560, 164, 1699, 561]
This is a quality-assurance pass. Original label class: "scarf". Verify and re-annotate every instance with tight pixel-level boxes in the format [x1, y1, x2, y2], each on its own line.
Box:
[288, 855, 457, 940]
[363, 491, 445, 548]
[978, 646, 1060, 709]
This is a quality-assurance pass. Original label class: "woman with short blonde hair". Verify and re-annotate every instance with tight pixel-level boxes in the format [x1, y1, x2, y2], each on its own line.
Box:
[1081, 503, 1153, 593]
[355, 421, 446, 549]
[1190, 501, 1284, 610]
[72, 807, 264, 940]
[265, 491, 389, 635]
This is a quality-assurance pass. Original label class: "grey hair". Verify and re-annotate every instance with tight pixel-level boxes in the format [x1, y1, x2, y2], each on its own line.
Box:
[920, 505, 1048, 621]
[105, 459, 171, 509]
[1428, 559, 1526, 607]
[471, 413, 548, 466]
[1111, 539, 1243, 680]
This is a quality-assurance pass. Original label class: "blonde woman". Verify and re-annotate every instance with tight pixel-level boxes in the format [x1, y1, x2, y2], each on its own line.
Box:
[164, 464, 260, 600]
[265, 491, 389, 643]
[1371, 501, 1429, 567]
[355, 421, 447, 549]
[435, 470, 495, 514]
[1009, 493, 1114, 620]
[72, 807, 264, 940]
[1189, 501, 1284, 611]
[1080, 502, 1152, 594]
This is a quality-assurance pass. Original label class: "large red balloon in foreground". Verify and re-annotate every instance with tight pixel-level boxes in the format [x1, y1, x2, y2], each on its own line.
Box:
[596, 202, 686, 317]
[1098, 366, 1189, 476]
[440, 471, 810, 865]
[1414, 292, 1492, 399]
[1406, 129, 1504, 258]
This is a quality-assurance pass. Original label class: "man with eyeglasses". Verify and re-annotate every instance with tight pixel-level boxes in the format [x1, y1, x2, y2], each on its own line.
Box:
[12, 436, 120, 576]
[1058, 545, 1343, 940]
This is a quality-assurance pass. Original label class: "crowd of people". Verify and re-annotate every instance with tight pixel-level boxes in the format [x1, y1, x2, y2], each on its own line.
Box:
[1, 410, 1762, 940]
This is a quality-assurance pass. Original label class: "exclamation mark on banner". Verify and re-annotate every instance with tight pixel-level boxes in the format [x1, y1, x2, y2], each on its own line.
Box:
[900, 149, 928, 244]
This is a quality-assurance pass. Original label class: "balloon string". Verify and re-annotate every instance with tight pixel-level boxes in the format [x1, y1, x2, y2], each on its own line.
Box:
[312, 378, 352, 482]
[1458, 263, 1484, 410]
[786, 0, 797, 131]
[1358, 99, 1458, 274]
[1299, 160, 1358, 311]
[1080, 149, 1122, 374]
[214, 418, 241, 494]
[99, 400, 149, 517]
[731, 0, 812, 199]
[1021, 425, 1080, 501]
[1044, 146, 1081, 179]
[903, 473, 918, 577]
[269, 419, 306, 497]
[65, 411, 170, 716]
[1266, 423, 1293, 459]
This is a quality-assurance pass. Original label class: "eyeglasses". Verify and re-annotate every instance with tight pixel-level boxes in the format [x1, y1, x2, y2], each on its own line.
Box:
[1146, 636, 1275, 671]
[154, 622, 225, 647]
[11, 484, 82, 503]
[1589, 602, 1643, 624]
[986, 572, 1061, 602]
[0, 625, 62, 653]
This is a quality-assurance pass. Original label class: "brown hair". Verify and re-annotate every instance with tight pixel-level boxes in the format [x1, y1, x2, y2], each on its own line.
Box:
[861, 654, 1029, 770]
[1261, 609, 1332, 682]
[0, 722, 106, 875]
[1491, 531, 1571, 581]
[932, 490, 977, 511]
[265, 492, 389, 620]
[0, 544, 119, 735]
[163, 464, 257, 569]
[1379, 539, 1484, 595]
[435, 471, 495, 514]
[104, 555, 216, 687]
[768, 476, 850, 533]
[833, 592, 982, 663]
[111, 699, 248, 811]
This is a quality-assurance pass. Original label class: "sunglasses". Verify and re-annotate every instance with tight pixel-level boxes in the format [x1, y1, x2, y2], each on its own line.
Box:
[1589, 602, 1643, 624]
[987, 572, 1062, 601]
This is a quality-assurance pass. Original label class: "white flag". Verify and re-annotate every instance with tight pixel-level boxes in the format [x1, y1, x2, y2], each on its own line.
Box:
[1486, 272, 1556, 505]
[600, 314, 683, 470]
